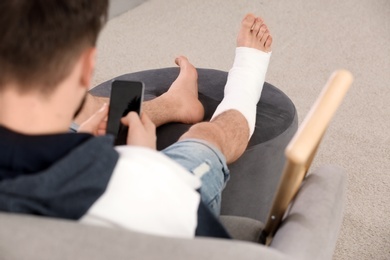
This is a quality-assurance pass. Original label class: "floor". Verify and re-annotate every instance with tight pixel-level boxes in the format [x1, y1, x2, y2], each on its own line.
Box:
[108, 0, 148, 19]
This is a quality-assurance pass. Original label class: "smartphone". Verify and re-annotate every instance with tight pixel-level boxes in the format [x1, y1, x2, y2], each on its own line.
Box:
[106, 80, 144, 145]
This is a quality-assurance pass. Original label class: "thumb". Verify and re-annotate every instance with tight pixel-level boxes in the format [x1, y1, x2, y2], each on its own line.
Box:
[121, 111, 139, 127]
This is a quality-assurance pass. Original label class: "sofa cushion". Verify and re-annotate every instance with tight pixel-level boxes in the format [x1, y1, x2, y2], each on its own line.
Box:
[220, 215, 264, 242]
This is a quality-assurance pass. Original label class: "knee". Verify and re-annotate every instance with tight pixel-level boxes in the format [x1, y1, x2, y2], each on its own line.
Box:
[179, 122, 226, 153]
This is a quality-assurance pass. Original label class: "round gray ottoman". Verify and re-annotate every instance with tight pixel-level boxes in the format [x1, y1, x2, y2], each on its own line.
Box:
[90, 68, 297, 222]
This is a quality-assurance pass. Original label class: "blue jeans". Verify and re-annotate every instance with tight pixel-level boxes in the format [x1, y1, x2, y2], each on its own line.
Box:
[162, 139, 230, 216]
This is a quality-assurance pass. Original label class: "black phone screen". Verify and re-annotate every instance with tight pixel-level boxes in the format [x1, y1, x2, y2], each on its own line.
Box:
[106, 80, 144, 145]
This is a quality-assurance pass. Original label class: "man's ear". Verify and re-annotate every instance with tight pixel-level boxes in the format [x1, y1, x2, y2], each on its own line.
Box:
[80, 47, 97, 89]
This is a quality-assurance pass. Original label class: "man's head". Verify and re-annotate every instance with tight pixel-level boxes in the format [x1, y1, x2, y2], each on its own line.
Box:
[0, 0, 108, 94]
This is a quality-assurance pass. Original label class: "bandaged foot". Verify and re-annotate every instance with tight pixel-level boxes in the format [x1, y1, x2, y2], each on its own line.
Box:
[211, 14, 273, 138]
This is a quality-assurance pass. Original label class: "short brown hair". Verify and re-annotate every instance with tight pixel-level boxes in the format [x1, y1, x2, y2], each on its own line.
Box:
[0, 0, 108, 93]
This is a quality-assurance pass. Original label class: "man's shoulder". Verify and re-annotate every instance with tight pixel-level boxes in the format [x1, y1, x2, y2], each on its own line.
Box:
[0, 135, 120, 219]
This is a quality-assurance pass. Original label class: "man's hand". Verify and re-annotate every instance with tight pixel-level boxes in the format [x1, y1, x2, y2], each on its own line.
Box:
[78, 103, 108, 136]
[121, 112, 156, 150]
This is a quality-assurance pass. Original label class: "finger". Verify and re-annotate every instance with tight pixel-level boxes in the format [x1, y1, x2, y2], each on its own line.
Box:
[97, 120, 107, 134]
[78, 103, 108, 133]
[88, 103, 108, 125]
[97, 129, 106, 136]
[98, 120, 107, 129]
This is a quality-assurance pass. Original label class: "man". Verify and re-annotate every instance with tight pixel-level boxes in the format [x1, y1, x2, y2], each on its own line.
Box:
[0, 0, 272, 238]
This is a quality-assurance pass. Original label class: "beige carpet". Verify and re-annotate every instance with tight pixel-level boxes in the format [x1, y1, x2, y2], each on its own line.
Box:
[92, 0, 390, 259]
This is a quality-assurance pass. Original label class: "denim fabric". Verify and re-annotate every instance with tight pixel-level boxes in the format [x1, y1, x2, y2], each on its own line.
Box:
[162, 139, 230, 216]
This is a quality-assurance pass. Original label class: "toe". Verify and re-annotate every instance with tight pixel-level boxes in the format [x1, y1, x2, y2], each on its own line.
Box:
[175, 56, 188, 66]
[252, 18, 263, 36]
[257, 24, 267, 40]
[175, 57, 180, 66]
[264, 35, 273, 52]
[256, 17, 264, 25]
[260, 30, 270, 46]
[242, 13, 256, 30]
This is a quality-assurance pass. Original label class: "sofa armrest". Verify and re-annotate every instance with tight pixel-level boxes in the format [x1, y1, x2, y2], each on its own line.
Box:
[271, 165, 347, 260]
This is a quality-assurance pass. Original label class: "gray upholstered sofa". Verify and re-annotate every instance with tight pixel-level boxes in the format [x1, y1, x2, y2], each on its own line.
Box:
[0, 68, 346, 260]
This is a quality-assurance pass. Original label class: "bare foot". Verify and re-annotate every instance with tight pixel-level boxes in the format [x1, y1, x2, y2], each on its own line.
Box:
[154, 56, 204, 125]
[237, 14, 272, 52]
